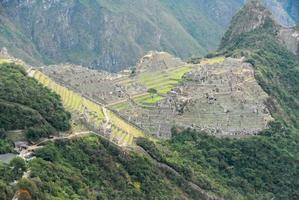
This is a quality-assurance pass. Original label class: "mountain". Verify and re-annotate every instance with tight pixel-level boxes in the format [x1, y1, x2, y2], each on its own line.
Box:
[264, 0, 299, 26]
[0, 1, 299, 199]
[137, 1, 299, 199]
[220, 0, 299, 126]
[0, 0, 244, 72]
[0, 0, 298, 72]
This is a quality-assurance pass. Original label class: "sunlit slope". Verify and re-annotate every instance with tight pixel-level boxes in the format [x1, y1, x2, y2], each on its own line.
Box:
[28, 69, 145, 146]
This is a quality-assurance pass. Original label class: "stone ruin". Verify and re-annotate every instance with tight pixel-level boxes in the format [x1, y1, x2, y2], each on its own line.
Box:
[168, 57, 274, 136]
[41, 54, 274, 139]
[117, 57, 274, 138]
[136, 51, 186, 73]
[42, 64, 126, 104]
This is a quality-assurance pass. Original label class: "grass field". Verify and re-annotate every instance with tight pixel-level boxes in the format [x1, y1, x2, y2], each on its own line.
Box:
[0, 58, 9, 64]
[138, 65, 193, 94]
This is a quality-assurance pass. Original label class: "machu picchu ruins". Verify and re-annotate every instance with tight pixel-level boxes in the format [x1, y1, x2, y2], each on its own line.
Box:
[41, 52, 274, 139]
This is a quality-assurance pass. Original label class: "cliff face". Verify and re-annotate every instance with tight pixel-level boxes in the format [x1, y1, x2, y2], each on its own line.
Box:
[279, 25, 299, 56]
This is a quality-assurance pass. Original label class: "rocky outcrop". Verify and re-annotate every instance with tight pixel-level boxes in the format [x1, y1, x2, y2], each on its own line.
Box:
[220, 0, 277, 48]
[278, 26, 299, 56]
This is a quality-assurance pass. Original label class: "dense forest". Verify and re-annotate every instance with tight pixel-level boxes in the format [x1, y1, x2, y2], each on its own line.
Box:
[137, 123, 299, 199]
[0, 63, 71, 143]
[0, 136, 208, 199]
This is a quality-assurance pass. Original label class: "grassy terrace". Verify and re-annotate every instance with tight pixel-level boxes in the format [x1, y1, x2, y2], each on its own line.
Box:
[110, 65, 194, 110]
[29, 69, 145, 146]
[111, 56, 226, 110]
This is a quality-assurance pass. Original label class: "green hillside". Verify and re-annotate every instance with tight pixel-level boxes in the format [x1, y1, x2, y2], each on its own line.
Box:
[0, 136, 212, 199]
[0, 62, 71, 143]
[138, 1, 299, 199]
[220, 0, 299, 128]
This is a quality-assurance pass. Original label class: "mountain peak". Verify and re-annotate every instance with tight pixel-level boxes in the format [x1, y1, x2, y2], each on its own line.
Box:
[220, 0, 278, 49]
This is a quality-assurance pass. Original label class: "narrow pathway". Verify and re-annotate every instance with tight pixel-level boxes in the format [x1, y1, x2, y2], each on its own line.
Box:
[102, 106, 111, 135]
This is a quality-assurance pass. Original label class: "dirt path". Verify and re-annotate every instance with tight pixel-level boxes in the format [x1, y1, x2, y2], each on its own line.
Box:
[19, 131, 91, 160]
[102, 106, 111, 134]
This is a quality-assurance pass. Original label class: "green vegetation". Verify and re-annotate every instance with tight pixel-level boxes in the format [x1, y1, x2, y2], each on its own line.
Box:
[0, 157, 27, 199]
[137, 124, 299, 199]
[0, 2, 298, 199]
[110, 65, 194, 110]
[138, 66, 193, 94]
[0, 63, 71, 142]
[134, 3, 299, 199]
[219, 4, 299, 128]
[0, 129, 14, 154]
[11, 136, 200, 199]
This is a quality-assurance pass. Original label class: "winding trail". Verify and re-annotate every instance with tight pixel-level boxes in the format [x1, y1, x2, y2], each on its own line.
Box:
[19, 131, 91, 160]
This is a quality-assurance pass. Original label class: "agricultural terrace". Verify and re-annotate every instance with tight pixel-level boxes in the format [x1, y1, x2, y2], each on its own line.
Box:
[110, 65, 193, 109]
[111, 57, 225, 110]
[28, 69, 145, 146]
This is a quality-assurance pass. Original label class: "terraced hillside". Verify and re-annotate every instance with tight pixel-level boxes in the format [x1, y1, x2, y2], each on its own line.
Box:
[42, 52, 196, 109]
[42, 52, 272, 138]
[27, 69, 145, 147]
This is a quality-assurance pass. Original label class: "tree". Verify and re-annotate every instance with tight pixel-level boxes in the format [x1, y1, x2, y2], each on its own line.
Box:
[17, 178, 38, 200]
[147, 88, 157, 99]
[0, 129, 6, 139]
[130, 67, 137, 76]
[10, 157, 27, 180]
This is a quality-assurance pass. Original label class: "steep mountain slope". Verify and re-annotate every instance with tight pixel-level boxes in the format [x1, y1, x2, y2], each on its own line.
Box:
[138, 1, 299, 199]
[0, 0, 297, 72]
[0, 0, 244, 71]
[268, 0, 299, 23]
[0, 59, 71, 143]
[220, 0, 299, 128]
[278, 25, 299, 55]
[1, 136, 213, 199]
